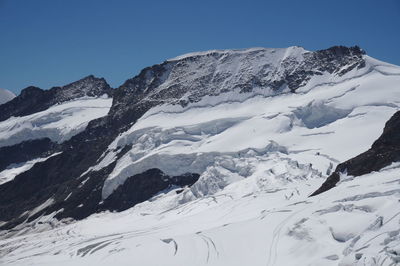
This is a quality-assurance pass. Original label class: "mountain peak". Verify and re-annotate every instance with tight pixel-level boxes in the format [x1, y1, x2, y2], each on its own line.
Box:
[55, 74, 112, 99]
[0, 75, 113, 122]
[19, 86, 44, 97]
[110, 45, 366, 120]
[0, 88, 16, 105]
[319, 45, 366, 56]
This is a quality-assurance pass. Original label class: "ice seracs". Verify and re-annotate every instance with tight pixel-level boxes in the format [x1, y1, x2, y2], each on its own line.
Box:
[2, 157, 400, 265]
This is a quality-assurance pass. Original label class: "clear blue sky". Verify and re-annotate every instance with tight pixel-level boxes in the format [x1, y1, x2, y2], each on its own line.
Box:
[1, 0, 399, 94]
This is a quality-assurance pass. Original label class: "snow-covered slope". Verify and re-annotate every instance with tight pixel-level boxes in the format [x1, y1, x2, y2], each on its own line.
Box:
[1, 162, 400, 266]
[0, 88, 15, 104]
[0, 75, 112, 123]
[0, 96, 112, 187]
[1, 46, 400, 266]
[0, 96, 112, 148]
[100, 54, 400, 199]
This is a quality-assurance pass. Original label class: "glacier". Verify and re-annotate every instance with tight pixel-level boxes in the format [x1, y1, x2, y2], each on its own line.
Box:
[0, 96, 112, 148]
[100, 54, 400, 199]
[1, 161, 400, 265]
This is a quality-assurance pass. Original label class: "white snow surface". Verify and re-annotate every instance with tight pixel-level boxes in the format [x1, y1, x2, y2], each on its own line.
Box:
[2, 162, 400, 265]
[100, 55, 400, 199]
[0, 96, 112, 147]
[0, 88, 16, 104]
[1, 51, 400, 265]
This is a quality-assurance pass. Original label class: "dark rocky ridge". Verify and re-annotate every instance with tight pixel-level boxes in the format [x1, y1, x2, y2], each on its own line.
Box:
[0, 46, 368, 229]
[0, 138, 58, 172]
[311, 110, 400, 196]
[0, 75, 113, 122]
[100, 169, 199, 212]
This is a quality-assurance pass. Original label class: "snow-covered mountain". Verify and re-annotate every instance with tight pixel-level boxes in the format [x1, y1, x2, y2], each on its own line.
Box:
[0, 96, 112, 148]
[0, 88, 15, 104]
[1, 46, 400, 266]
[0, 75, 112, 122]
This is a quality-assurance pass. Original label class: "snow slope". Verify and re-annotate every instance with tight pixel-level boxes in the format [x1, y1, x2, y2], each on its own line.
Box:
[1, 162, 400, 265]
[100, 55, 400, 199]
[0, 88, 15, 104]
[0, 96, 112, 148]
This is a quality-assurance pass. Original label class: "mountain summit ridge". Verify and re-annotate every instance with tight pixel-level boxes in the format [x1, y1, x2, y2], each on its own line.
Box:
[110, 45, 366, 121]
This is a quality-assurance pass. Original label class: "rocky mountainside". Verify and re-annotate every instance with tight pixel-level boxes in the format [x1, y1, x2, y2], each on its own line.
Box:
[1, 45, 400, 266]
[110, 46, 365, 118]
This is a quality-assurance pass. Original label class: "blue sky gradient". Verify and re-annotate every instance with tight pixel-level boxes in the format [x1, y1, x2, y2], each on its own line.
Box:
[1, 0, 399, 94]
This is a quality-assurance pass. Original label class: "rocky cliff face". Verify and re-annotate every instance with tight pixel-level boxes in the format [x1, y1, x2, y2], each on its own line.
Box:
[0, 45, 375, 230]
